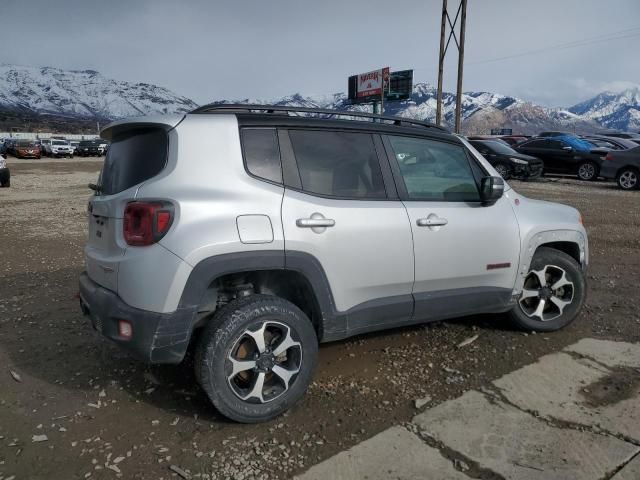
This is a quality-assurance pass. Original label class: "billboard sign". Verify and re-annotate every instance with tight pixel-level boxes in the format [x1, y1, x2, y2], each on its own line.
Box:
[348, 67, 389, 103]
[387, 70, 413, 101]
[490, 128, 513, 135]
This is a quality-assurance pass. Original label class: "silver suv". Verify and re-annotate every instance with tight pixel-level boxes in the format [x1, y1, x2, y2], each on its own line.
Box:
[79, 105, 588, 423]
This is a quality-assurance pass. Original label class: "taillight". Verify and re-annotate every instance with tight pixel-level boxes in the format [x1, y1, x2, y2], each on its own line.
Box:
[123, 202, 174, 246]
[605, 153, 613, 162]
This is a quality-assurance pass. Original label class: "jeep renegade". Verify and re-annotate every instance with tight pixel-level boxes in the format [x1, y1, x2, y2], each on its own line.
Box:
[80, 105, 588, 423]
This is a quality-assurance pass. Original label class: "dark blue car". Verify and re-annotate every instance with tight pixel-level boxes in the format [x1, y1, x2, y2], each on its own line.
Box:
[515, 135, 609, 181]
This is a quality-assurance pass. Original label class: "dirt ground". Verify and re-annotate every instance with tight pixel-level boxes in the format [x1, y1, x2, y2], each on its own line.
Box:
[0, 158, 639, 480]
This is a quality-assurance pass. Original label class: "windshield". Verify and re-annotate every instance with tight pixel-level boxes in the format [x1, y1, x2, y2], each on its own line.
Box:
[17, 140, 35, 147]
[52, 140, 68, 146]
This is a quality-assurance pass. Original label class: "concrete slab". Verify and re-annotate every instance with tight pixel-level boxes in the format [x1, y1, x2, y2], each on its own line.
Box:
[565, 339, 640, 369]
[611, 453, 640, 480]
[494, 352, 640, 442]
[295, 426, 468, 480]
[494, 351, 640, 440]
[413, 390, 638, 480]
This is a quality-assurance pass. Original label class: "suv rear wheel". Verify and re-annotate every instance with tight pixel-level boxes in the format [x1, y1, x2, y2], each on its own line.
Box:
[508, 247, 585, 332]
[195, 294, 318, 423]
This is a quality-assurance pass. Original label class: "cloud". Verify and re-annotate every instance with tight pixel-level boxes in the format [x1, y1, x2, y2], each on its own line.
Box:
[0, 0, 638, 107]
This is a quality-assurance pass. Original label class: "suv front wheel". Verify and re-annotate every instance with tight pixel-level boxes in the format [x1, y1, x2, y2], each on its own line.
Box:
[508, 247, 586, 331]
[195, 294, 318, 423]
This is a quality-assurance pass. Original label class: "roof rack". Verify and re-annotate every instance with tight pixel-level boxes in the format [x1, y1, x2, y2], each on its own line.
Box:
[190, 103, 448, 132]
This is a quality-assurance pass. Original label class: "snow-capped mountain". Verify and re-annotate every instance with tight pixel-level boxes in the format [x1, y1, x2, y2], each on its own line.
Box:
[2, 62, 638, 134]
[217, 83, 603, 135]
[568, 86, 640, 131]
[0, 64, 197, 119]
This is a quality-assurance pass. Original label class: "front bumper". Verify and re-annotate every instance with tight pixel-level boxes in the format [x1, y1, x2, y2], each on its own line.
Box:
[79, 272, 197, 364]
[17, 151, 40, 158]
[513, 162, 543, 179]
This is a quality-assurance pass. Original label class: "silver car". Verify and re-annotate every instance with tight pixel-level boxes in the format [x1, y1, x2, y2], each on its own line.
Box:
[79, 105, 588, 423]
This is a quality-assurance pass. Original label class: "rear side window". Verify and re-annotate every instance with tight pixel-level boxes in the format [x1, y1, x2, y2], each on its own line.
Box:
[241, 128, 282, 184]
[100, 128, 167, 195]
[288, 130, 386, 199]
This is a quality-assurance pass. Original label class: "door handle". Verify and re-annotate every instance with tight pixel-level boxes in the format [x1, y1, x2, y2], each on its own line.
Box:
[296, 218, 335, 228]
[417, 217, 448, 227]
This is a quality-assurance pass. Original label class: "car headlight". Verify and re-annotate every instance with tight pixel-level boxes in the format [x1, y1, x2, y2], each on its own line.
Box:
[510, 157, 529, 165]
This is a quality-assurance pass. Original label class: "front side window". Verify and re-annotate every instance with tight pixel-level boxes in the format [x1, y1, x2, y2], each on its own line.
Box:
[289, 130, 386, 199]
[241, 128, 282, 184]
[387, 135, 480, 202]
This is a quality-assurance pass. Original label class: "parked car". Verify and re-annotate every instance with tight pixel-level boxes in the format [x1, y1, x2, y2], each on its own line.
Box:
[516, 135, 608, 180]
[40, 139, 51, 155]
[14, 140, 42, 159]
[4, 139, 18, 156]
[583, 136, 637, 150]
[467, 136, 510, 145]
[79, 105, 588, 423]
[469, 139, 543, 180]
[598, 132, 640, 144]
[69, 140, 80, 155]
[498, 135, 529, 146]
[538, 131, 578, 138]
[76, 140, 101, 156]
[600, 146, 640, 190]
[96, 140, 109, 155]
[0, 150, 9, 187]
[48, 139, 73, 158]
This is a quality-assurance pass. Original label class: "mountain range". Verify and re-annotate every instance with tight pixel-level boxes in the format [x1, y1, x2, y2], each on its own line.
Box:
[1, 63, 639, 134]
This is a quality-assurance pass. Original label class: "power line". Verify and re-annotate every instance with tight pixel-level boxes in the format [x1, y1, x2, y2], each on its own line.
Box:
[468, 27, 640, 65]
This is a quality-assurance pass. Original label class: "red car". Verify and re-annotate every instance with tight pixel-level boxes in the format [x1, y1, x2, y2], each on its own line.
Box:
[14, 140, 41, 159]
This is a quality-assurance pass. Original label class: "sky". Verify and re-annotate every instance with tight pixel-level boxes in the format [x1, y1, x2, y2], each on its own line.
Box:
[3, 0, 640, 107]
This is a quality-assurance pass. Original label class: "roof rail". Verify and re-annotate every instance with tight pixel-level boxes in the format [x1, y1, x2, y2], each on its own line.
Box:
[190, 103, 448, 132]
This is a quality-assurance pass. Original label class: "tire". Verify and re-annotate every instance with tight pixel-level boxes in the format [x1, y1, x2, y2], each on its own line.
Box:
[616, 167, 639, 191]
[577, 161, 598, 181]
[494, 162, 512, 180]
[195, 294, 318, 423]
[507, 246, 586, 332]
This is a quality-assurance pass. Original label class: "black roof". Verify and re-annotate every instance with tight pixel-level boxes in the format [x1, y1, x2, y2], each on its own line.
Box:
[191, 103, 449, 134]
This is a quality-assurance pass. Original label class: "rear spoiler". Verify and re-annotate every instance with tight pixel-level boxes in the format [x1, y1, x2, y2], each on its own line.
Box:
[100, 115, 186, 141]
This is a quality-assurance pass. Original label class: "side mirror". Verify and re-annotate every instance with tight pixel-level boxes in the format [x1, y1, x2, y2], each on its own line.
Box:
[562, 146, 573, 152]
[480, 176, 505, 205]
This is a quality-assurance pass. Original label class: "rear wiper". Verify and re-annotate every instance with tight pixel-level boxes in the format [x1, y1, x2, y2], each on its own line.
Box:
[88, 183, 102, 194]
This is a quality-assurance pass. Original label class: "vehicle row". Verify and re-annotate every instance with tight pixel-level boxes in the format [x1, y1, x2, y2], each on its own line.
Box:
[469, 133, 640, 190]
[0, 138, 109, 159]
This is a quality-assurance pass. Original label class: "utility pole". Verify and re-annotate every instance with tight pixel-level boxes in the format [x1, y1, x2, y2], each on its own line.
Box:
[435, 0, 468, 133]
[454, 0, 467, 134]
[435, 0, 447, 126]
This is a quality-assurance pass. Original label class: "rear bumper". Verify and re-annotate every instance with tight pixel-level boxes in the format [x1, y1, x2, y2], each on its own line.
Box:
[79, 272, 197, 364]
[599, 163, 618, 180]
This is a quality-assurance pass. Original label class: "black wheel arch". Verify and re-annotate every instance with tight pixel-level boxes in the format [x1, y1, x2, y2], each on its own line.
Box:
[179, 251, 340, 343]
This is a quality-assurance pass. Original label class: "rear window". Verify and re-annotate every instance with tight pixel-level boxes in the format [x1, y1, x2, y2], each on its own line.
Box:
[99, 128, 167, 195]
